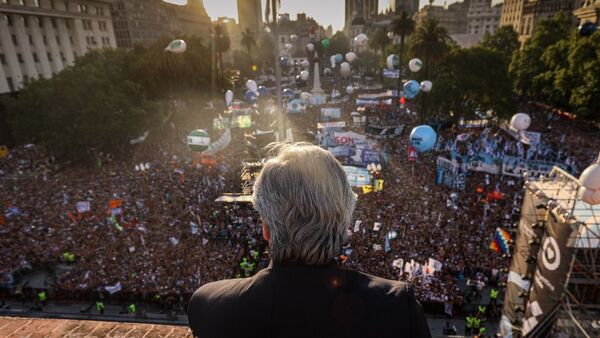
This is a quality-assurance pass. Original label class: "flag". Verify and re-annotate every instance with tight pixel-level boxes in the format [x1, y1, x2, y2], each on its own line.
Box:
[372, 244, 382, 251]
[384, 235, 390, 253]
[110, 208, 122, 217]
[75, 201, 91, 213]
[426, 258, 443, 275]
[108, 199, 123, 210]
[190, 221, 199, 235]
[456, 133, 471, 141]
[67, 211, 78, 225]
[169, 237, 179, 246]
[104, 282, 122, 294]
[353, 220, 362, 232]
[111, 216, 123, 232]
[373, 222, 382, 232]
[374, 179, 384, 192]
[362, 185, 373, 194]
[489, 227, 512, 254]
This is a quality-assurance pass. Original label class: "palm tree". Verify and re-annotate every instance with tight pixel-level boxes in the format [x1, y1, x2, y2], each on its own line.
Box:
[212, 23, 231, 85]
[389, 11, 415, 62]
[240, 28, 257, 64]
[409, 18, 451, 67]
[368, 28, 391, 63]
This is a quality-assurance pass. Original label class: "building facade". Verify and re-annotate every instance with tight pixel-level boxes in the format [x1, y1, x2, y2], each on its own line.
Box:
[0, 0, 116, 93]
[415, 2, 470, 35]
[500, 0, 583, 44]
[388, 0, 420, 15]
[345, 0, 378, 28]
[237, 0, 262, 35]
[467, 0, 502, 35]
[573, 0, 600, 24]
[110, 0, 210, 49]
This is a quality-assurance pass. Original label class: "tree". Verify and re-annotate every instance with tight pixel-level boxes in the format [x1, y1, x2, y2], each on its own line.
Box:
[368, 28, 391, 63]
[510, 11, 571, 98]
[212, 23, 231, 85]
[480, 26, 520, 64]
[328, 31, 350, 57]
[240, 28, 257, 64]
[389, 11, 415, 62]
[429, 46, 515, 119]
[409, 17, 451, 66]
[3, 49, 162, 157]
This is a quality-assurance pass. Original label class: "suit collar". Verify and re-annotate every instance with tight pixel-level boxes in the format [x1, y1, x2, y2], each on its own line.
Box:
[268, 259, 338, 270]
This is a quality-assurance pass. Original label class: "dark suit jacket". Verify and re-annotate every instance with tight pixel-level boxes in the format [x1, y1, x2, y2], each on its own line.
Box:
[187, 261, 431, 338]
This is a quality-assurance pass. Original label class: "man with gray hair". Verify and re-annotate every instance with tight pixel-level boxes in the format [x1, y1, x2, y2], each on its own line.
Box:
[188, 143, 431, 338]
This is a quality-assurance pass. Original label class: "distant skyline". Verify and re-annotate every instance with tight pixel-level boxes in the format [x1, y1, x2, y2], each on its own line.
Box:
[165, 0, 502, 32]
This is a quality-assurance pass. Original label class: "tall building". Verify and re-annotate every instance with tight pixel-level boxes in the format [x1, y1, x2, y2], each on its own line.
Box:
[0, 0, 116, 94]
[345, 0, 378, 27]
[573, 0, 600, 25]
[415, 2, 470, 35]
[500, 0, 583, 44]
[111, 0, 210, 49]
[466, 0, 502, 35]
[389, 0, 420, 15]
[237, 0, 262, 35]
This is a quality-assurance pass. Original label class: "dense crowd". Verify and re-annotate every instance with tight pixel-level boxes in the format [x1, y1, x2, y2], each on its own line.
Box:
[0, 92, 597, 316]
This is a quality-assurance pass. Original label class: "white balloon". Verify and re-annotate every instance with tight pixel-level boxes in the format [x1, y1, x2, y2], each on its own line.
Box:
[330, 55, 337, 69]
[579, 154, 600, 190]
[290, 34, 298, 42]
[420, 80, 433, 93]
[581, 187, 600, 205]
[145, 162, 151, 170]
[510, 113, 531, 131]
[165, 39, 187, 53]
[299, 70, 309, 81]
[245, 80, 258, 94]
[285, 43, 293, 51]
[135, 165, 140, 171]
[346, 85, 354, 94]
[354, 33, 368, 47]
[301, 59, 310, 68]
[307, 43, 315, 52]
[387, 54, 399, 70]
[225, 90, 234, 106]
[346, 52, 358, 63]
[340, 62, 351, 78]
[324, 68, 332, 76]
[300, 92, 313, 100]
[409, 58, 422, 72]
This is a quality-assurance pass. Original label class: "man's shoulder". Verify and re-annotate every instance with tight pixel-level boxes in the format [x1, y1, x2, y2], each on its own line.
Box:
[346, 269, 415, 302]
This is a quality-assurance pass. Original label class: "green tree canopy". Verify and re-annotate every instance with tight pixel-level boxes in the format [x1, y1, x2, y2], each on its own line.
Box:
[4, 49, 162, 157]
[480, 26, 520, 64]
[328, 31, 351, 57]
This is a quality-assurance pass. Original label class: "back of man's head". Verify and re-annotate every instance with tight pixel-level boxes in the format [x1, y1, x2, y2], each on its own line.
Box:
[252, 142, 357, 265]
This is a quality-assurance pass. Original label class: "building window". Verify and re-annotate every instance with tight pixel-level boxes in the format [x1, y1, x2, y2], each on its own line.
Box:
[47, 52, 53, 61]
[17, 53, 24, 63]
[69, 36, 73, 44]
[65, 20, 71, 29]
[17, 0, 25, 5]
[7, 77, 14, 92]
[28, 34, 33, 45]
[60, 52, 65, 62]
[52, 18, 57, 28]
[12, 34, 18, 45]
[7, 15, 13, 26]
[43, 35, 47, 45]
[33, 52, 39, 62]
[56, 35, 60, 45]
[33, 0, 40, 7]
[0, 54, 6, 65]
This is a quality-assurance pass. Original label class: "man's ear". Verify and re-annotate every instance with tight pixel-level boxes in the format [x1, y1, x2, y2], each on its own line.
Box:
[262, 223, 270, 241]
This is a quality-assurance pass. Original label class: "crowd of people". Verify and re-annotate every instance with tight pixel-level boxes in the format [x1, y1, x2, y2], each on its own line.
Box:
[1, 85, 597, 321]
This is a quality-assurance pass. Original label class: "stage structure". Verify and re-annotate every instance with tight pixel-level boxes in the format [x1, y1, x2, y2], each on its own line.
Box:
[500, 167, 599, 338]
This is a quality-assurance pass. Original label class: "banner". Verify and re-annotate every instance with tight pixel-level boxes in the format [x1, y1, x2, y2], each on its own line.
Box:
[287, 98, 307, 114]
[364, 124, 405, 139]
[383, 69, 399, 78]
[500, 121, 542, 145]
[317, 121, 346, 129]
[104, 282, 122, 294]
[467, 153, 501, 175]
[333, 131, 367, 145]
[342, 166, 371, 187]
[489, 227, 512, 254]
[392, 258, 404, 269]
[502, 156, 568, 178]
[234, 115, 252, 128]
[425, 258, 443, 275]
[321, 107, 341, 119]
[108, 199, 123, 210]
[500, 192, 547, 338]
[76, 201, 91, 213]
[436, 157, 465, 190]
[374, 179, 384, 192]
[522, 213, 576, 336]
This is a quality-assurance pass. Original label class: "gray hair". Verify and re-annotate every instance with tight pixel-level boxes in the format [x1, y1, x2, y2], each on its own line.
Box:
[252, 142, 357, 265]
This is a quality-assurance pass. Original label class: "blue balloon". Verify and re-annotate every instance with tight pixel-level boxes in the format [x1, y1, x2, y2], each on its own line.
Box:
[282, 88, 295, 99]
[335, 54, 343, 63]
[244, 90, 258, 103]
[403, 80, 421, 99]
[410, 125, 437, 152]
[579, 22, 597, 37]
[257, 86, 268, 96]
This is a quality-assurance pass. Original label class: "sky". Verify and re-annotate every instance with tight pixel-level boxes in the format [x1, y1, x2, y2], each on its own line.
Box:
[164, 0, 457, 32]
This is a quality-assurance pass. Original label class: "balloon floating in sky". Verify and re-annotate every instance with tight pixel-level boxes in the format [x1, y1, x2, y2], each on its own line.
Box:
[354, 33, 368, 47]
[321, 38, 331, 49]
[290, 34, 298, 42]
[403, 80, 421, 99]
[284, 43, 293, 51]
[409, 58, 422, 72]
[330, 55, 337, 68]
[225, 90, 233, 106]
[340, 62, 351, 78]
[187, 130, 210, 152]
[335, 54, 344, 64]
[299, 70, 310, 81]
[579, 22, 597, 37]
[579, 153, 600, 205]
[301, 59, 310, 68]
[280, 56, 289, 67]
[257, 86, 268, 97]
[165, 39, 187, 53]
[282, 88, 295, 99]
[410, 125, 437, 152]
[245, 80, 258, 94]
[346, 85, 354, 94]
[346, 52, 358, 63]
[420, 80, 433, 93]
[510, 113, 531, 131]
[306, 43, 315, 52]
[387, 54, 400, 70]
[300, 92, 313, 100]
[323, 68, 332, 76]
